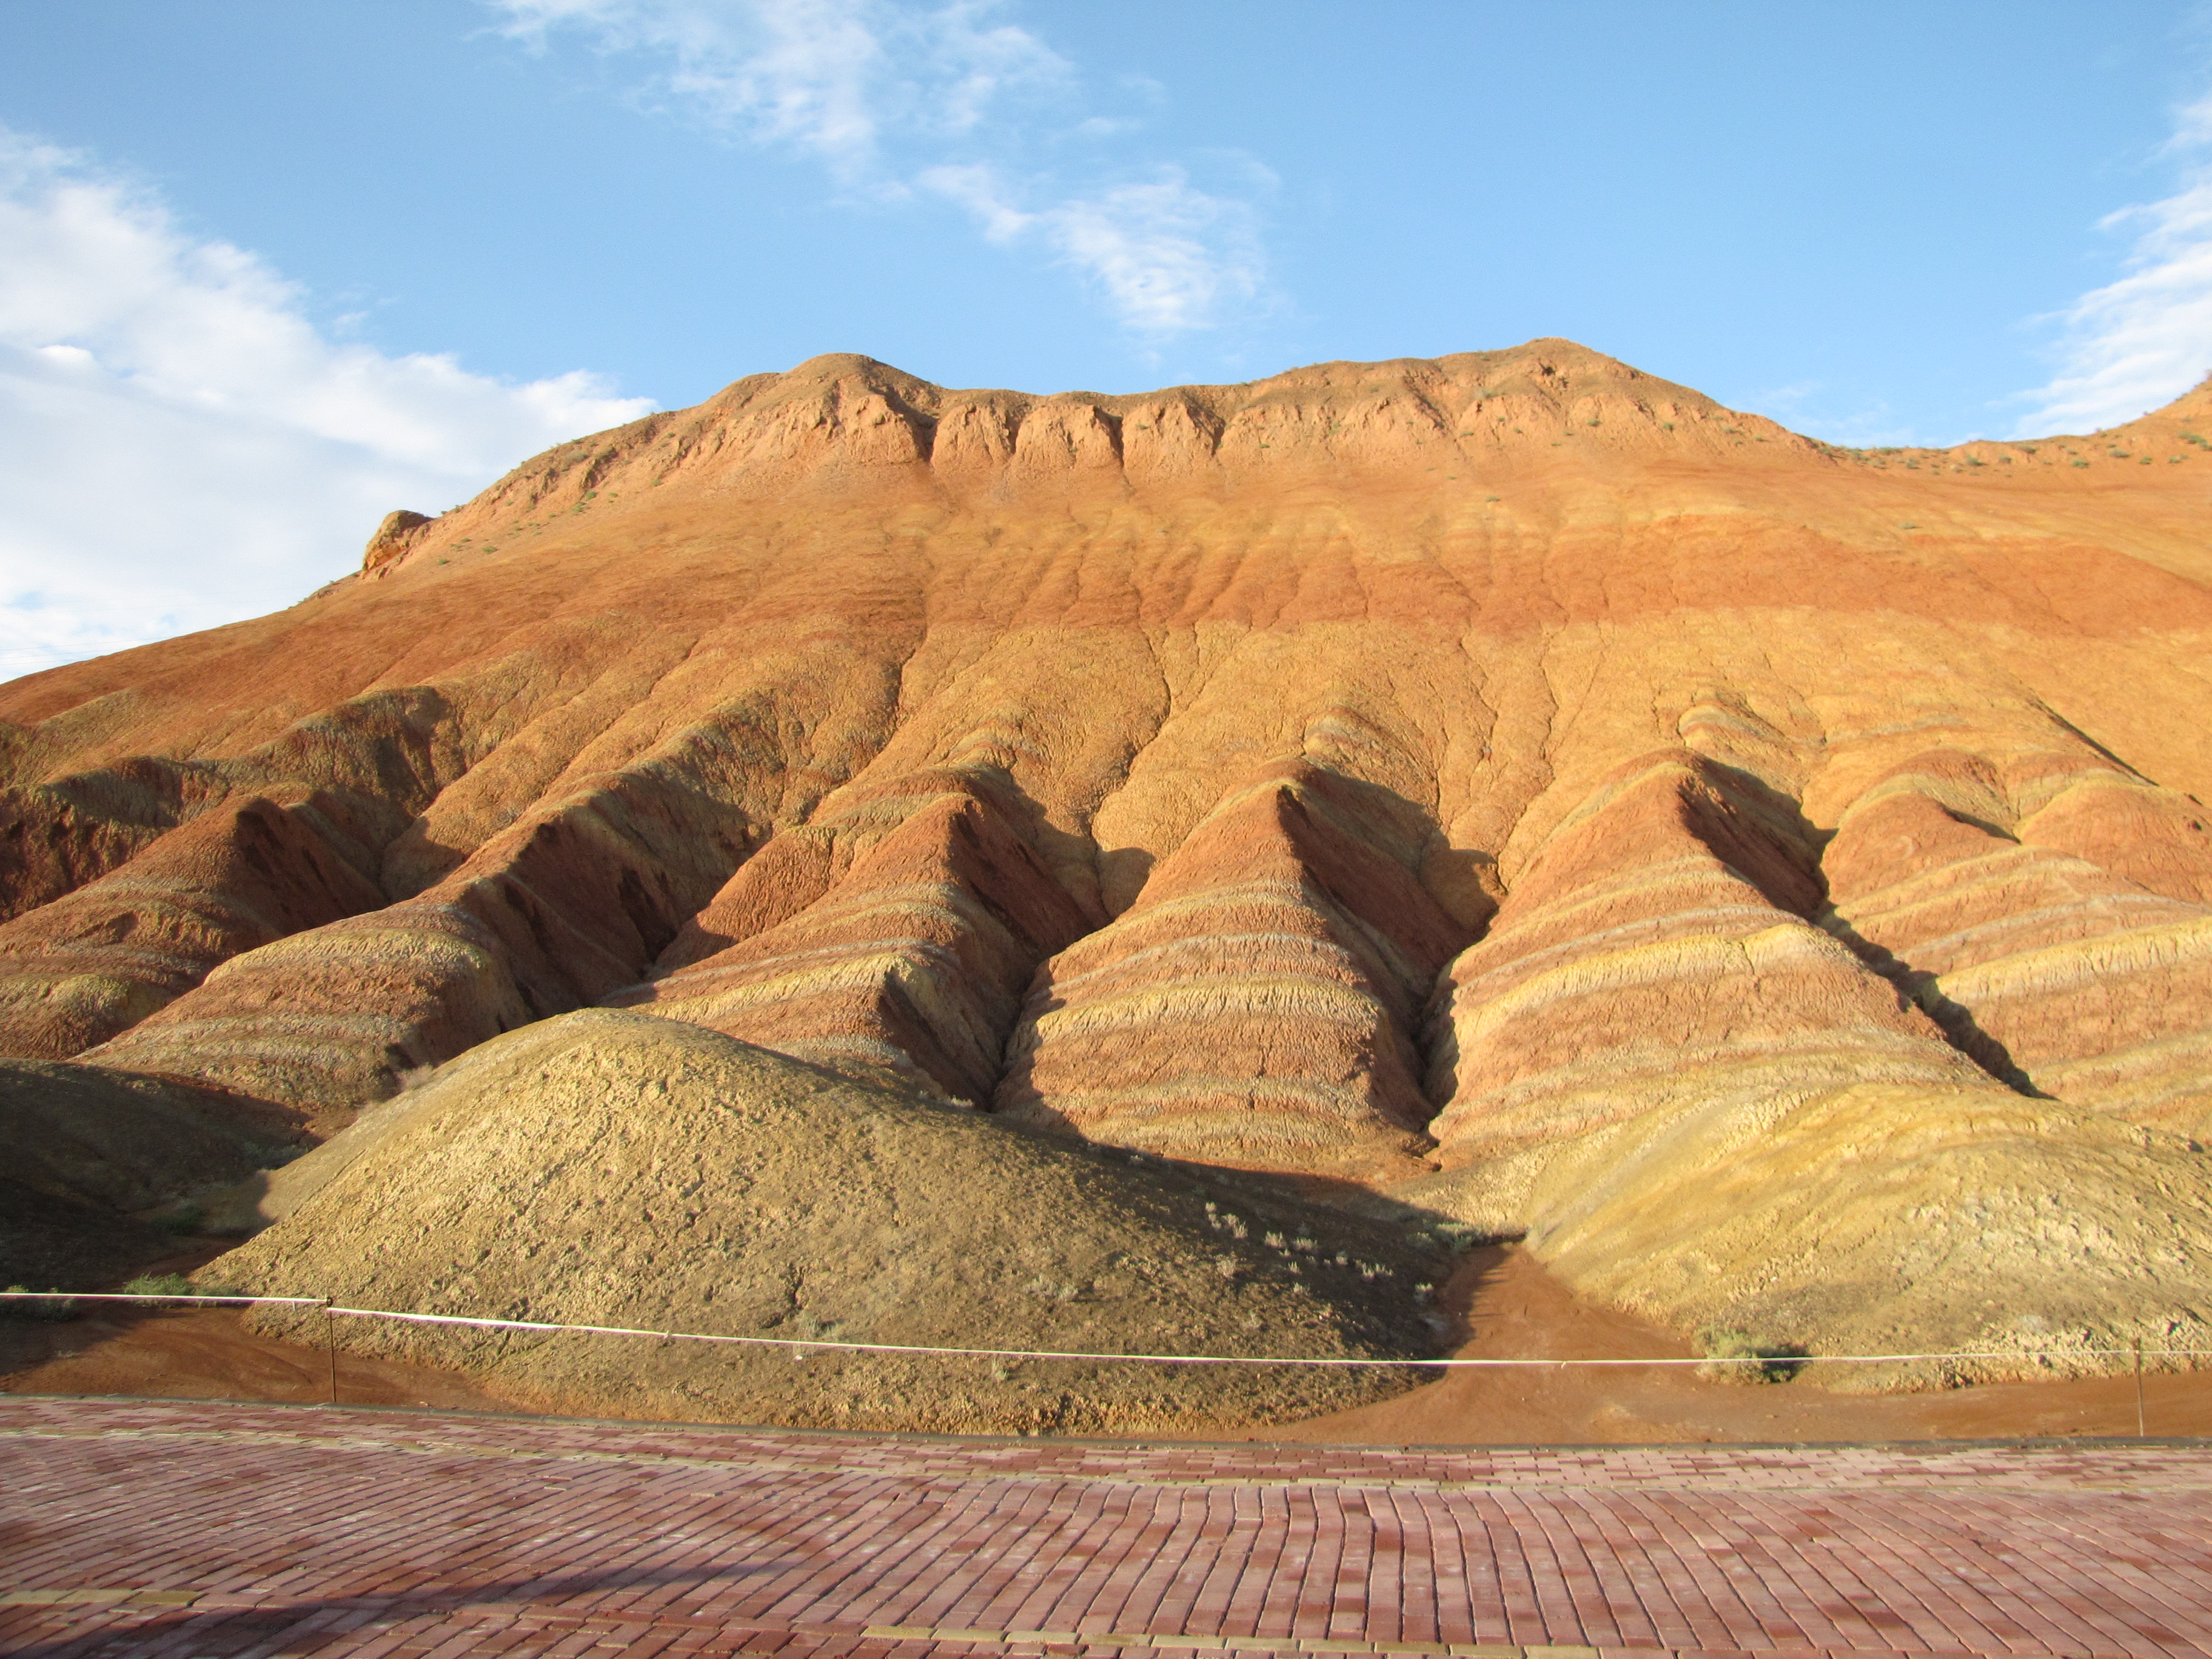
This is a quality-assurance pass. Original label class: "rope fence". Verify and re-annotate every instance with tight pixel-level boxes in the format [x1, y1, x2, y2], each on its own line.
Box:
[5, 1290, 2210, 1370]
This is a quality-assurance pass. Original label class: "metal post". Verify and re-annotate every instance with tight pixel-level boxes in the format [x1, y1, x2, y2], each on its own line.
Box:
[324, 1300, 338, 1407]
[2135, 1337, 2147, 1438]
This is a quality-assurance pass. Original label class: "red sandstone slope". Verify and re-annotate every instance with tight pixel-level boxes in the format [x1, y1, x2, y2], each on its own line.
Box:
[11, 338, 2212, 1369]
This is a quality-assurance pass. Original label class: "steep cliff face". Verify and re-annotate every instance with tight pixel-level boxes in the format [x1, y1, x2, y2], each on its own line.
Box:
[11, 338, 2212, 1367]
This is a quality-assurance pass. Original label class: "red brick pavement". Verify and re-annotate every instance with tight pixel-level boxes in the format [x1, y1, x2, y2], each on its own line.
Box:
[4, 1396, 2212, 1658]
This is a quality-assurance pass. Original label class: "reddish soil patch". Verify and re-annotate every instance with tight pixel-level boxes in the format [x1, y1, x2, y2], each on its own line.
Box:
[1, 1242, 508, 1412]
[1276, 1245, 2212, 1444]
[0, 1304, 508, 1412]
[9, 1242, 2206, 1441]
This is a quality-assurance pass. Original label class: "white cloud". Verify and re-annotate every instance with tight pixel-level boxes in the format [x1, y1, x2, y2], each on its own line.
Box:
[0, 131, 652, 678]
[489, 0, 1271, 336]
[922, 162, 1264, 334]
[2015, 92, 2212, 436]
[495, 0, 1067, 174]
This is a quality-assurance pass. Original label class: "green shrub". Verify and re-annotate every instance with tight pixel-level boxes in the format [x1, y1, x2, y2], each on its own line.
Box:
[4, 1284, 79, 1320]
[1694, 1326, 1805, 1384]
[152, 1202, 204, 1236]
[120, 1273, 195, 1298]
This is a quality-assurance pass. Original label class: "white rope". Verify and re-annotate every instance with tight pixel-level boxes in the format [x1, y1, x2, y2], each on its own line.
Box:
[9, 1292, 2211, 1370]
[0, 1292, 323, 1306]
[326, 1304, 2212, 1369]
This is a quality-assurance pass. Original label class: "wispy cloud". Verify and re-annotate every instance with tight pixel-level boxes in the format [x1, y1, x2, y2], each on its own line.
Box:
[2015, 90, 2212, 436]
[498, 0, 1068, 174]
[0, 130, 651, 675]
[489, 0, 1273, 337]
[921, 161, 1265, 334]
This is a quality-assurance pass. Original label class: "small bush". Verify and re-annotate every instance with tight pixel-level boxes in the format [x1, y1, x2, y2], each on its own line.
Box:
[1421, 1219, 1488, 1252]
[120, 1273, 195, 1298]
[1695, 1326, 1805, 1384]
[2, 1284, 78, 1321]
[153, 1202, 204, 1236]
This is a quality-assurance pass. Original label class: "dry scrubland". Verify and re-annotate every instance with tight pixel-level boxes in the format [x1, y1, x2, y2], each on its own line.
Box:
[6, 338, 2212, 1421]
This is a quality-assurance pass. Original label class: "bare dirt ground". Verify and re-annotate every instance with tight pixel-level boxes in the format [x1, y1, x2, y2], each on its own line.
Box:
[1277, 1245, 2212, 1444]
[0, 1242, 506, 1412]
[8, 1241, 2204, 1441]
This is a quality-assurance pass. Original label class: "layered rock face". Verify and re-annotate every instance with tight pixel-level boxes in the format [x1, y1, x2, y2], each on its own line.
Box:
[10, 337, 2212, 1368]
[997, 761, 1467, 1181]
[1418, 749, 1996, 1208]
[616, 764, 1095, 1101]
[0, 791, 381, 1059]
[1820, 751, 2212, 1130]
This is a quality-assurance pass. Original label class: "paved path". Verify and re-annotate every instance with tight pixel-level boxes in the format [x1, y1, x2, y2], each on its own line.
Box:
[5, 1399, 2212, 1659]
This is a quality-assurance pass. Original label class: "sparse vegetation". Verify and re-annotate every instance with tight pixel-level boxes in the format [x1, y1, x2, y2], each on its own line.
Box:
[152, 1202, 204, 1236]
[1695, 1327, 1805, 1383]
[2, 1285, 78, 1321]
[121, 1273, 195, 1296]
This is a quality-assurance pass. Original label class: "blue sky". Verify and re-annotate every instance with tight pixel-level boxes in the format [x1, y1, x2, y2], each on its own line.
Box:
[2, 1, 2209, 672]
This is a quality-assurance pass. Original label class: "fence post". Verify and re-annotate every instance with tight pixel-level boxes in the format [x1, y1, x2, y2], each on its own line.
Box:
[2135, 1337, 2147, 1438]
[324, 1299, 338, 1407]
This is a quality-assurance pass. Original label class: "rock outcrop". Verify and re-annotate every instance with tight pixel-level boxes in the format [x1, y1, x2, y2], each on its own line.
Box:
[3, 338, 2211, 1378]
[361, 510, 433, 572]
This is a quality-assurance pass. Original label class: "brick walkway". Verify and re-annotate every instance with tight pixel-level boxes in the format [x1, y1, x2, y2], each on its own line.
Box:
[4, 1399, 2211, 1659]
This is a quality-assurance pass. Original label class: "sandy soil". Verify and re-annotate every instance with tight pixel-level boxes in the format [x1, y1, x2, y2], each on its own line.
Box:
[1273, 1246, 2212, 1444]
[8, 1242, 2205, 1442]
